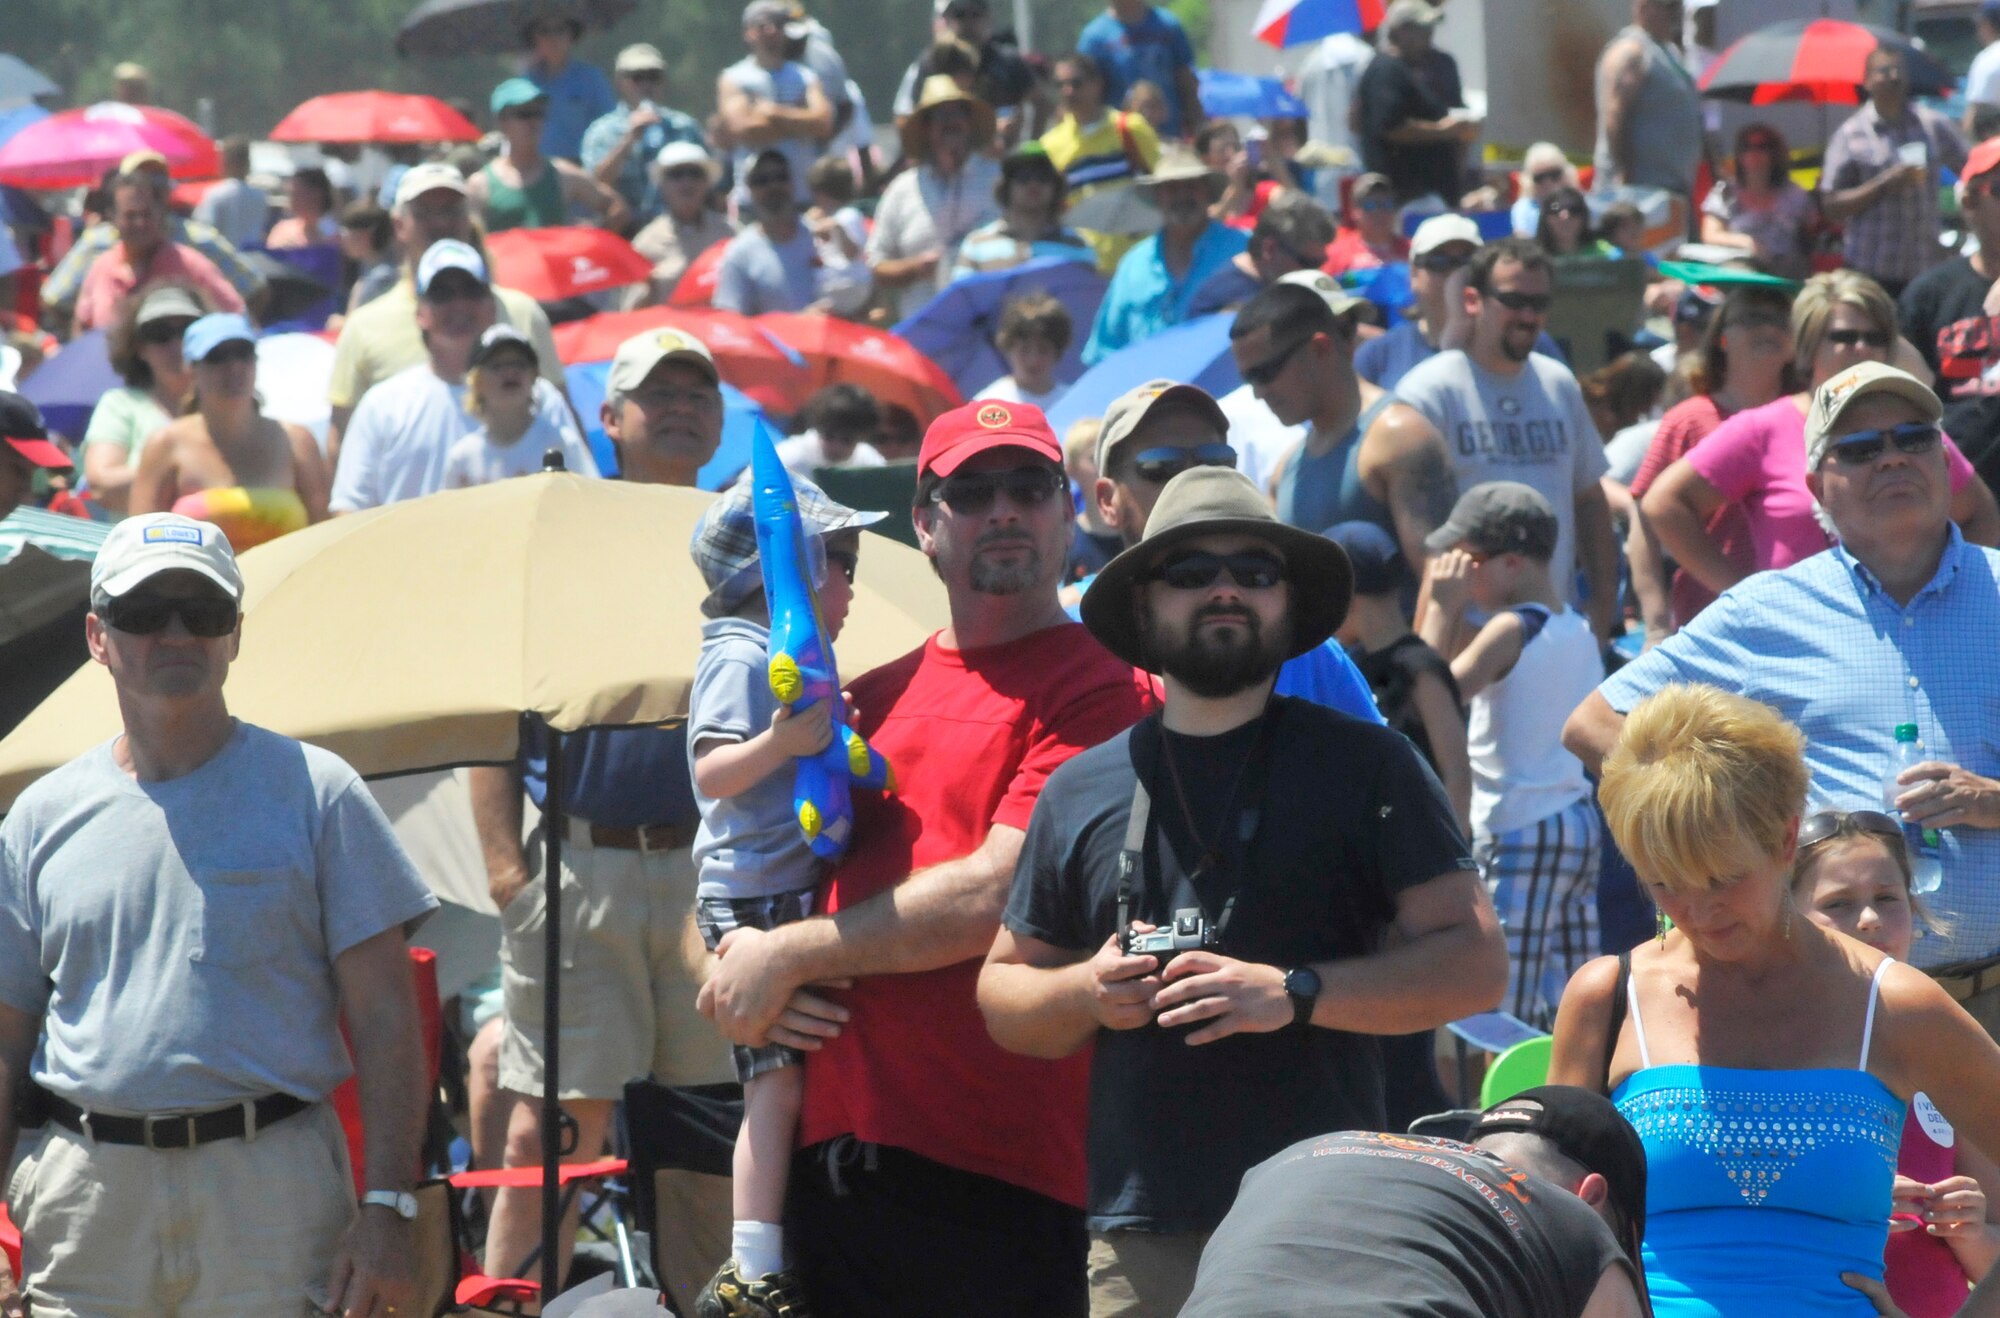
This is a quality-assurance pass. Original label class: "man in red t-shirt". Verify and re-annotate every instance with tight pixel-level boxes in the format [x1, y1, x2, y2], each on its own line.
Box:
[699, 399, 1154, 1317]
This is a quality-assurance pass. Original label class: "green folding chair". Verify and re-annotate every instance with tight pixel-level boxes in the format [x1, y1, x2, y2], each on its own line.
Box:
[1478, 1034, 1555, 1108]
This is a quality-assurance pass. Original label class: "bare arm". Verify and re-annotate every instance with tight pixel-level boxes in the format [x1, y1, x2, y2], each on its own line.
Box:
[1579, 1266, 1647, 1318]
[1596, 40, 1646, 182]
[1625, 503, 1674, 648]
[1307, 868, 1506, 1033]
[467, 763, 530, 912]
[1952, 472, 2000, 547]
[286, 422, 331, 523]
[1361, 402, 1458, 577]
[1822, 161, 1921, 225]
[1639, 459, 1745, 596]
[1409, 669, 1472, 835]
[325, 404, 353, 472]
[1382, 116, 1472, 146]
[978, 927, 1161, 1060]
[1699, 210, 1759, 252]
[128, 427, 179, 515]
[1562, 690, 1625, 777]
[558, 160, 629, 230]
[691, 701, 832, 802]
[1881, 965, 2000, 1201]
[1547, 954, 1624, 1092]
[81, 441, 139, 513]
[1576, 479, 1620, 644]
[1446, 612, 1525, 701]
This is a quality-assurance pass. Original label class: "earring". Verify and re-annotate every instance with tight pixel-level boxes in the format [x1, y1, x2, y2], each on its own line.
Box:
[1782, 902, 1793, 941]
[1655, 909, 1669, 948]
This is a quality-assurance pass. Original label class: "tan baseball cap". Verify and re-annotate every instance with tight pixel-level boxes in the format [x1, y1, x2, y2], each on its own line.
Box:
[91, 513, 244, 603]
[1803, 362, 1942, 470]
[608, 326, 720, 397]
[1094, 380, 1229, 478]
[615, 43, 667, 73]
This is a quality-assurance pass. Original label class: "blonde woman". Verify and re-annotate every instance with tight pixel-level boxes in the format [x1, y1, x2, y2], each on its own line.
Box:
[1549, 684, 2000, 1317]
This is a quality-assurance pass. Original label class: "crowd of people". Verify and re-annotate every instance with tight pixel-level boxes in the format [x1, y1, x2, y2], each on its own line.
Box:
[7, 0, 2000, 1317]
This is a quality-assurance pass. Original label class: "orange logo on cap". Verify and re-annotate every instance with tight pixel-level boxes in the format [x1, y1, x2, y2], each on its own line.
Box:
[976, 404, 1012, 428]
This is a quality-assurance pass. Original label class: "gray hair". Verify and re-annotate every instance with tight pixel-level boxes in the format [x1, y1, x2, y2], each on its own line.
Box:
[1251, 190, 1337, 254]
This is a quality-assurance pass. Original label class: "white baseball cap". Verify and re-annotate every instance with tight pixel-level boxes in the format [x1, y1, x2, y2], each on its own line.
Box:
[91, 513, 244, 603]
[607, 326, 719, 397]
[1276, 268, 1369, 318]
[394, 161, 470, 211]
[1410, 212, 1483, 258]
[416, 239, 490, 296]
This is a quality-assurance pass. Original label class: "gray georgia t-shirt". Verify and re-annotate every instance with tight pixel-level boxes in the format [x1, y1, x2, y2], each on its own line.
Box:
[688, 616, 824, 901]
[1394, 348, 1609, 598]
[0, 722, 438, 1114]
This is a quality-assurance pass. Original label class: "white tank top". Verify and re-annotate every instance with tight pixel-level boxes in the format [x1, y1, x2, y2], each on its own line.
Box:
[1467, 603, 1603, 842]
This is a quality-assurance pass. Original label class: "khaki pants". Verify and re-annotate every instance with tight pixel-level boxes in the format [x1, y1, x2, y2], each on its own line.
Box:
[498, 825, 732, 1099]
[1088, 1229, 1212, 1318]
[8, 1103, 353, 1318]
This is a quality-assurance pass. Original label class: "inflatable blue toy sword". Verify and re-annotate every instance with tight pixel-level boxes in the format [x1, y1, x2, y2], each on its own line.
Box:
[749, 419, 894, 858]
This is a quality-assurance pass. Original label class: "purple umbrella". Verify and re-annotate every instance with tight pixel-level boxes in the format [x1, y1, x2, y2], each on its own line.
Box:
[21, 330, 115, 442]
[894, 256, 1107, 400]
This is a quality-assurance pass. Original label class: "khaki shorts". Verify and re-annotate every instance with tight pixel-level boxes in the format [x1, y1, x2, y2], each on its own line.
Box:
[1087, 1229, 1212, 1318]
[498, 823, 732, 1100]
[8, 1102, 353, 1318]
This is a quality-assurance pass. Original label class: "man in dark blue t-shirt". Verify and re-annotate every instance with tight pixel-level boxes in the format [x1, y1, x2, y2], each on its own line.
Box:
[1077, 0, 1203, 139]
[979, 464, 1505, 1317]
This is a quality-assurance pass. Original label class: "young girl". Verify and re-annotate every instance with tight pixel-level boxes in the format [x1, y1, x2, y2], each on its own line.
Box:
[1790, 811, 2000, 1317]
[443, 325, 597, 488]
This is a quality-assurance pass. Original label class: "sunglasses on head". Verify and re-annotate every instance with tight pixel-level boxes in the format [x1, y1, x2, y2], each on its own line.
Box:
[928, 465, 1066, 514]
[1489, 290, 1553, 313]
[1823, 422, 1941, 467]
[1151, 549, 1287, 591]
[1241, 334, 1317, 387]
[1826, 328, 1892, 349]
[1796, 809, 1904, 852]
[1414, 249, 1469, 274]
[1131, 443, 1236, 484]
[101, 593, 238, 637]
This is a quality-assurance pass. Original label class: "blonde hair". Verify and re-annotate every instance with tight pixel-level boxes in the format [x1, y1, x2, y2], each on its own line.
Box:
[1788, 816, 1950, 936]
[1599, 685, 1808, 892]
[1063, 417, 1102, 475]
[1791, 270, 1897, 381]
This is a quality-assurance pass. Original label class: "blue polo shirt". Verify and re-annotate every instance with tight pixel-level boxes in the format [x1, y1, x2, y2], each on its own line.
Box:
[580, 101, 705, 224]
[1083, 221, 1248, 365]
[1599, 527, 2000, 969]
[527, 58, 618, 162]
[520, 716, 699, 831]
[1078, 7, 1198, 137]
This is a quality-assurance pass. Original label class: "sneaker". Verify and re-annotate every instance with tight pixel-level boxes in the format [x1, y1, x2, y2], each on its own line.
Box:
[693, 1261, 812, 1318]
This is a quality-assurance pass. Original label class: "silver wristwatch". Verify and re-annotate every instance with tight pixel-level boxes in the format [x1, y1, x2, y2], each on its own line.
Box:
[361, 1189, 419, 1220]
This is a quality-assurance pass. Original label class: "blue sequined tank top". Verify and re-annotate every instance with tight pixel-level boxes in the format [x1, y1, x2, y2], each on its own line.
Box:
[1612, 958, 1904, 1317]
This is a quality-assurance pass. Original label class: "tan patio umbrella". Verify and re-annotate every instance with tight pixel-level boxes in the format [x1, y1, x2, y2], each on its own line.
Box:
[0, 472, 948, 1297]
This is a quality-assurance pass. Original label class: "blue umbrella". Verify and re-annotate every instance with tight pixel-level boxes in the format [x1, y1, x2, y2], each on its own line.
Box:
[893, 256, 1108, 400]
[564, 359, 768, 490]
[1047, 314, 1239, 434]
[0, 103, 49, 151]
[21, 330, 116, 442]
[0, 58, 58, 108]
[1196, 69, 1309, 121]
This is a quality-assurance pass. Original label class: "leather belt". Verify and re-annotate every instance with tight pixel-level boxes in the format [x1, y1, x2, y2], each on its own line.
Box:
[40, 1089, 310, 1149]
[568, 818, 696, 852]
[1934, 958, 2000, 1003]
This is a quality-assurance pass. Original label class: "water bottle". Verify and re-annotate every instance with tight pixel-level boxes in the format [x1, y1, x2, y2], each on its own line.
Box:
[1885, 724, 1945, 895]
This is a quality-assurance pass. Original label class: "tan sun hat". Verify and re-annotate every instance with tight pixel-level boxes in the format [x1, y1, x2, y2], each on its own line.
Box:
[900, 75, 996, 162]
[1135, 143, 1225, 199]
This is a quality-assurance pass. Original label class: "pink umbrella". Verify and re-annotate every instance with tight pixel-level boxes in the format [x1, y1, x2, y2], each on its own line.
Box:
[0, 103, 220, 190]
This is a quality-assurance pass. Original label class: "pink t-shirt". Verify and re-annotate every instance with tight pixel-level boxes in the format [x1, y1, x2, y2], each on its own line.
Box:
[74, 241, 246, 332]
[1683, 395, 1974, 574]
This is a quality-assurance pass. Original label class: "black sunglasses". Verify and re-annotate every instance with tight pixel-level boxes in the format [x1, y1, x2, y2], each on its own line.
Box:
[139, 319, 194, 345]
[1531, 167, 1566, 184]
[1824, 422, 1942, 467]
[747, 173, 791, 189]
[101, 594, 239, 637]
[1241, 334, 1315, 387]
[1826, 328, 1892, 349]
[1797, 809, 1904, 852]
[1131, 443, 1237, 484]
[1414, 250, 1469, 274]
[1489, 290, 1553, 314]
[825, 547, 858, 585]
[929, 465, 1066, 514]
[1151, 549, 1287, 591]
[1547, 203, 1586, 219]
[506, 105, 548, 121]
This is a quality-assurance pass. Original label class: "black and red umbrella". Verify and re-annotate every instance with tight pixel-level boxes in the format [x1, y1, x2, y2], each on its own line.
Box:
[1698, 19, 1953, 105]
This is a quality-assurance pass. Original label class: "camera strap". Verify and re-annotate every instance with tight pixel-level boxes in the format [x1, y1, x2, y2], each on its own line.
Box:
[1115, 700, 1284, 939]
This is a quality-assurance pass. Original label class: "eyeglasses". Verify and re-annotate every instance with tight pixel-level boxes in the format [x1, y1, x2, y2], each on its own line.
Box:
[139, 319, 194, 345]
[1150, 549, 1287, 591]
[1796, 809, 1904, 852]
[1826, 328, 1893, 349]
[1823, 422, 1942, 467]
[825, 547, 858, 585]
[505, 105, 548, 121]
[1414, 249, 1470, 274]
[1131, 443, 1237, 484]
[928, 465, 1066, 514]
[1547, 203, 1586, 219]
[101, 593, 239, 637]
[1241, 334, 1316, 386]
[747, 173, 791, 189]
[1531, 168, 1566, 185]
[1489, 290, 1553, 313]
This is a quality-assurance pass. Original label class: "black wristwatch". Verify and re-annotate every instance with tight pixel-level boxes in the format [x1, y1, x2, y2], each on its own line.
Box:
[1283, 966, 1321, 1029]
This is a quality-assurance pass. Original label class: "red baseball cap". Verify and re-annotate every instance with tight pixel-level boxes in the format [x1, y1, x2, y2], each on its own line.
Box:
[0, 391, 67, 468]
[1968, 137, 2000, 185]
[917, 399, 1063, 479]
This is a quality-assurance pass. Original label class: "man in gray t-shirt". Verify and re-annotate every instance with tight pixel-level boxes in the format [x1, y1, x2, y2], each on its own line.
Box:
[719, 0, 833, 210]
[713, 150, 819, 315]
[1394, 239, 1617, 641]
[0, 513, 437, 1318]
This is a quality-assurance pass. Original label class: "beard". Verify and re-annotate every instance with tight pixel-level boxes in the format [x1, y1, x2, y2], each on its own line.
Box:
[968, 527, 1045, 595]
[1144, 601, 1290, 697]
[1500, 324, 1538, 363]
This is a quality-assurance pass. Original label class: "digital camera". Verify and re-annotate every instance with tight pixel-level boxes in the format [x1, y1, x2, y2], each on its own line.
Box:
[1124, 907, 1221, 968]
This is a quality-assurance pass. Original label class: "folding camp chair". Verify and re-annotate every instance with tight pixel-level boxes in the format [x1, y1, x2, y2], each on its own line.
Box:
[621, 1080, 741, 1318]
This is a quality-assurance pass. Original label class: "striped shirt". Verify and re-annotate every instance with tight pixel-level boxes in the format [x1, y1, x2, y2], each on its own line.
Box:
[1600, 526, 2000, 969]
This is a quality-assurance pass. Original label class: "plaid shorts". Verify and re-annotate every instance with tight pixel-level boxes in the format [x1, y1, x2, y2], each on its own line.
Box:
[1479, 798, 1602, 1031]
[695, 888, 816, 1082]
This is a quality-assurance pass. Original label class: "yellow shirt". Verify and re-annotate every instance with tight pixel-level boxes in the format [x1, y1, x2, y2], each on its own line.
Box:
[327, 278, 565, 411]
[1041, 111, 1161, 274]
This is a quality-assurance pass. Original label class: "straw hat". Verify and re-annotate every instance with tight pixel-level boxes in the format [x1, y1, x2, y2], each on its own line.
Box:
[900, 75, 996, 162]
[1134, 143, 1225, 199]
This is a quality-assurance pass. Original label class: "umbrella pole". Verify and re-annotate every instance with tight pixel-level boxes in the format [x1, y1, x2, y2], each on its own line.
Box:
[540, 719, 565, 1302]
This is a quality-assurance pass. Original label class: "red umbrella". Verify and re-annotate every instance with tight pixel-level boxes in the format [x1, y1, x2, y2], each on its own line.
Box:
[0, 103, 219, 190]
[755, 313, 963, 425]
[550, 306, 814, 414]
[483, 227, 654, 301]
[669, 240, 728, 308]
[270, 91, 481, 145]
[1697, 20, 1952, 105]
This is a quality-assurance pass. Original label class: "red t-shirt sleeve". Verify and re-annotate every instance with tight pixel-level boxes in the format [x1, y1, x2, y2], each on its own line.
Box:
[1630, 397, 1717, 499]
[992, 666, 1154, 833]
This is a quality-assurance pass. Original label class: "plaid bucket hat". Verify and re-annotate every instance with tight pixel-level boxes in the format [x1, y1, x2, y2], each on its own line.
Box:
[690, 471, 886, 618]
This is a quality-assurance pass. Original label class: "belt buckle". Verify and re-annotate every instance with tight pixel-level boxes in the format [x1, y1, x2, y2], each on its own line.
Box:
[144, 1114, 196, 1151]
